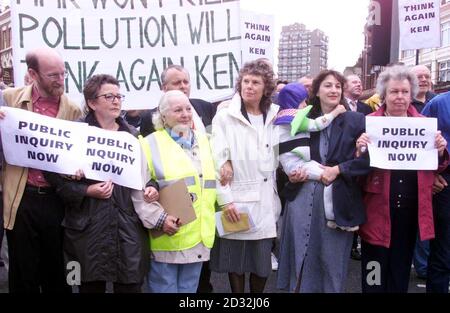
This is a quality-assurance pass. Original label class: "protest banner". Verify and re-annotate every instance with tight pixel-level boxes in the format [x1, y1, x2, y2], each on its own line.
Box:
[398, 0, 440, 50]
[0, 107, 143, 190]
[83, 126, 142, 190]
[0, 106, 87, 175]
[366, 116, 438, 170]
[241, 10, 275, 63]
[10, 1, 275, 108]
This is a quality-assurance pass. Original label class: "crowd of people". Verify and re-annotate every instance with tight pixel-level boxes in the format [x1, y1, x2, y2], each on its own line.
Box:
[0, 47, 449, 294]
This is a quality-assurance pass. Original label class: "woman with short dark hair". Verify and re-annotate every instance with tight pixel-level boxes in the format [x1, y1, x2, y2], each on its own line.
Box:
[45, 74, 151, 293]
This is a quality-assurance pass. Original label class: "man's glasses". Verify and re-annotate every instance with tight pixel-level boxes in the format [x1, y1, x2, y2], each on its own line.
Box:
[40, 71, 69, 81]
[95, 93, 126, 102]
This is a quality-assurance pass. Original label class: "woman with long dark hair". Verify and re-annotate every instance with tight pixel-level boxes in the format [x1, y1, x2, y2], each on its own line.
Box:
[277, 70, 370, 292]
[45, 74, 150, 293]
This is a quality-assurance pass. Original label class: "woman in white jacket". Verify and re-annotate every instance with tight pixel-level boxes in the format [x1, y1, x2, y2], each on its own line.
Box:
[210, 59, 281, 293]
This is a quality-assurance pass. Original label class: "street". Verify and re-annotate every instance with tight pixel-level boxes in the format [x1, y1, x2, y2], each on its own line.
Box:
[0, 236, 429, 293]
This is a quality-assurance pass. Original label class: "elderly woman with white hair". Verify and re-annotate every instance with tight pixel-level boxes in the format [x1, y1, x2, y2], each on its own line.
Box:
[131, 90, 217, 293]
[356, 65, 448, 293]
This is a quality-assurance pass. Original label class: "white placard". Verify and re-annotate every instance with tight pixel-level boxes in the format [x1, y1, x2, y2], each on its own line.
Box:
[240, 10, 275, 64]
[0, 106, 86, 175]
[82, 126, 142, 190]
[366, 116, 438, 170]
[10, 0, 244, 108]
[398, 0, 440, 50]
[0, 107, 143, 190]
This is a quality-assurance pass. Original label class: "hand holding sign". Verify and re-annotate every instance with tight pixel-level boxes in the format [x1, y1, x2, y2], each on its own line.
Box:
[356, 132, 371, 157]
[73, 169, 85, 181]
[435, 131, 447, 157]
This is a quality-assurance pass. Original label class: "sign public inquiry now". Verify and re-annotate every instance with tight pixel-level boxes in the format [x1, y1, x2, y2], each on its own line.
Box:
[366, 116, 438, 170]
[0, 107, 143, 190]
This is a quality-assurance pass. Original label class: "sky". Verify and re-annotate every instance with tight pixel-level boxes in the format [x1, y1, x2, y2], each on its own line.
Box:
[240, 0, 371, 72]
[0, 0, 371, 72]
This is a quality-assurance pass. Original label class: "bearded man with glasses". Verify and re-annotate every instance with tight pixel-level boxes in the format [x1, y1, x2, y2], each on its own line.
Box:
[0, 47, 81, 293]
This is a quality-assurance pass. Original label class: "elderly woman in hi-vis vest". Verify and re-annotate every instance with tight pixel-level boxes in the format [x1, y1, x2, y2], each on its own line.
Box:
[131, 90, 218, 293]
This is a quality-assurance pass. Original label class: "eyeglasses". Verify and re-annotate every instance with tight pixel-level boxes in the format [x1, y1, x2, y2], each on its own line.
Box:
[40, 71, 69, 81]
[94, 93, 126, 102]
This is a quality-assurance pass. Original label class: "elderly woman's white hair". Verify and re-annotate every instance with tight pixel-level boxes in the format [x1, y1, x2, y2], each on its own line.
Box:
[152, 90, 188, 130]
[376, 65, 419, 102]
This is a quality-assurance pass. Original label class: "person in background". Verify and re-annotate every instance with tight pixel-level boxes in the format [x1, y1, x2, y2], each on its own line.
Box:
[123, 109, 144, 129]
[132, 90, 217, 293]
[276, 80, 289, 93]
[139, 65, 216, 137]
[344, 74, 373, 115]
[422, 91, 450, 293]
[356, 65, 448, 293]
[210, 59, 281, 293]
[298, 75, 313, 98]
[343, 73, 373, 260]
[409, 64, 436, 280]
[272, 79, 289, 105]
[410, 65, 435, 113]
[365, 93, 381, 111]
[0, 47, 81, 292]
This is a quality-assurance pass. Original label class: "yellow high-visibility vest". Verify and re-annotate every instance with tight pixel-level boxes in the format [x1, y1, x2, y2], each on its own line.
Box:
[139, 130, 216, 251]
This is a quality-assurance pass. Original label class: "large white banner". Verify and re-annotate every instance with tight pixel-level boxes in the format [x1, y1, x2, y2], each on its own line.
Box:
[11, 1, 275, 109]
[398, 0, 440, 50]
[0, 107, 143, 190]
[366, 116, 438, 170]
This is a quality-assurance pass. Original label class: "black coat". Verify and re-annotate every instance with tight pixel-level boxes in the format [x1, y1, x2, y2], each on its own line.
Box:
[44, 114, 149, 284]
[283, 111, 371, 226]
[139, 98, 216, 137]
[412, 91, 436, 113]
[313, 111, 370, 226]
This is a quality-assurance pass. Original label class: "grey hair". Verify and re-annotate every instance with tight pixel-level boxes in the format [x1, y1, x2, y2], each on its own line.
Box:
[160, 64, 190, 86]
[376, 65, 419, 101]
[152, 90, 187, 130]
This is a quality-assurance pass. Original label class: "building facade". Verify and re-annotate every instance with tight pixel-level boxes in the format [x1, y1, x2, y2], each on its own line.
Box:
[0, 6, 12, 86]
[277, 23, 328, 82]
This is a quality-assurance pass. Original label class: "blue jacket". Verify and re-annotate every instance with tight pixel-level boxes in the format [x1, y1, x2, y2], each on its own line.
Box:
[422, 91, 450, 144]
